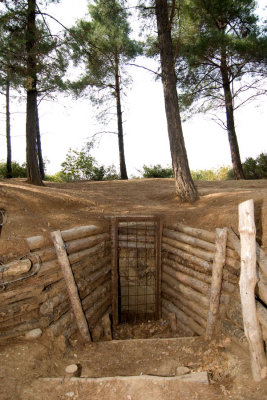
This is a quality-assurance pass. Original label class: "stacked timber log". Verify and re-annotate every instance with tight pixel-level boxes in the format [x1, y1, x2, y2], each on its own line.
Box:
[0, 224, 112, 342]
[162, 221, 267, 349]
[161, 222, 241, 339]
[227, 226, 267, 349]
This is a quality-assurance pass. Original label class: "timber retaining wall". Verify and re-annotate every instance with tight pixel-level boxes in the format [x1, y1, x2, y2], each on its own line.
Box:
[0, 223, 111, 341]
[0, 219, 266, 348]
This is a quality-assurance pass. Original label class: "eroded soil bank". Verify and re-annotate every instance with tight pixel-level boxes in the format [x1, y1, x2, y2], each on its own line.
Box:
[1, 178, 267, 261]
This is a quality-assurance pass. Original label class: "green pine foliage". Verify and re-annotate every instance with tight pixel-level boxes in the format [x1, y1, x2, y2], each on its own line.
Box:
[228, 153, 267, 179]
[175, 0, 267, 118]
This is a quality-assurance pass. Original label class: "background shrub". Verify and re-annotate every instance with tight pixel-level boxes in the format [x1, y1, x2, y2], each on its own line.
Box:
[0, 161, 27, 178]
[228, 153, 267, 179]
[140, 164, 174, 178]
[191, 166, 230, 181]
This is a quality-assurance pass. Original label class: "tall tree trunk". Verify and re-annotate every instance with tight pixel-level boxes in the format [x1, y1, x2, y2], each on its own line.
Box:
[36, 102, 45, 180]
[114, 54, 128, 180]
[6, 78, 12, 178]
[26, 0, 43, 186]
[220, 50, 245, 180]
[155, 0, 199, 203]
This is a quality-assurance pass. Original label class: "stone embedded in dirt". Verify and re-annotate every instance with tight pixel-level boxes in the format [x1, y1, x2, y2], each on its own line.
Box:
[176, 366, 190, 376]
[65, 363, 82, 377]
[24, 328, 42, 340]
[217, 337, 232, 348]
[65, 392, 75, 398]
[56, 335, 69, 352]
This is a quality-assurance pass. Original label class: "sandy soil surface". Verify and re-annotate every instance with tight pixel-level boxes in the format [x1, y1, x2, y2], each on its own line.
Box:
[0, 178, 267, 261]
[0, 178, 267, 399]
[0, 329, 266, 400]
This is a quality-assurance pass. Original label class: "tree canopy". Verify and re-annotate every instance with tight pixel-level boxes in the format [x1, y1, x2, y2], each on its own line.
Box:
[175, 0, 267, 178]
[67, 0, 142, 179]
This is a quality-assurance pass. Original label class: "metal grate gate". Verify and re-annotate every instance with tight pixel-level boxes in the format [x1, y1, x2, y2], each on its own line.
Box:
[111, 217, 161, 326]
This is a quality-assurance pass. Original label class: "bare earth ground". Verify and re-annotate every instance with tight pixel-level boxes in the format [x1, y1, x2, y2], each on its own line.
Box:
[0, 178, 267, 399]
[0, 178, 267, 261]
[0, 329, 267, 400]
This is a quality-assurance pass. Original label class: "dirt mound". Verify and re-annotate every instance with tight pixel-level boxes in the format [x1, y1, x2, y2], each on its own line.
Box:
[0, 178, 266, 261]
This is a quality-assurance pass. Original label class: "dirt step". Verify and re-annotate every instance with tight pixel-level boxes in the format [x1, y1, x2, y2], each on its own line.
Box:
[60, 336, 217, 378]
[21, 373, 219, 400]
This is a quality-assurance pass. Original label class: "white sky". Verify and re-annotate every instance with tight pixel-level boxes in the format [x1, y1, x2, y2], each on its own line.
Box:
[0, 0, 266, 177]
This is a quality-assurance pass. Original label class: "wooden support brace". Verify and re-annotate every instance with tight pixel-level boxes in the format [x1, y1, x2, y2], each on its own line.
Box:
[51, 230, 91, 342]
[206, 228, 227, 338]
[238, 200, 266, 382]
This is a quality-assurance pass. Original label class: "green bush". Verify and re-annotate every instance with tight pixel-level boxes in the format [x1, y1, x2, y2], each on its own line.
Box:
[228, 153, 267, 179]
[44, 171, 68, 182]
[140, 164, 174, 178]
[191, 166, 231, 181]
[59, 143, 120, 182]
[102, 165, 120, 180]
[0, 161, 27, 178]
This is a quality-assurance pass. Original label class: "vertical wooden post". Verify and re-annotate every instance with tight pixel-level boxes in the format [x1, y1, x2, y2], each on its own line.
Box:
[206, 228, 228, 338]
[111, 218, 119, 327]
[238, 199, 267, 382]
[155, 216, 162, 319]
[51, 231, 91, 342]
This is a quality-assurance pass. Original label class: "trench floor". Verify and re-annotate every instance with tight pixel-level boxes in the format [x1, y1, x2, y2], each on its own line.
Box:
[0, 322, 266, 400]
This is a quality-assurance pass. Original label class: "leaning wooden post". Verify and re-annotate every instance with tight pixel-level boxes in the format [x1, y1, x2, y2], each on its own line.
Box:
[206, 228, 227, 338]
[238, 200, 266, 381]
[51, 230, 91, 342]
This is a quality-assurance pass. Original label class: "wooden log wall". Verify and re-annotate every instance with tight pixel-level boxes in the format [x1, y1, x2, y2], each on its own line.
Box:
[161, 222, 267, 349]
[1, 218, 266, 349]
[227, 228, 267, 349]
[0, 224, 112, 342]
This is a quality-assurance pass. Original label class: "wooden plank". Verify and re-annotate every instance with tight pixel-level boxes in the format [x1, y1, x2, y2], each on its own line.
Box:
[163, 228, 215, 252]
[256, 301, 267, 341]
[163, 263, 210, 296]
[1, 259, 32, 279]
[162, 242, 211, 272]
[119, 241, 154, 249]
[111, 218, 119, 327]
[162, 270, 209, 308]
[164, 222, 215, 244]
[26, 235, 52, 251]
[61, 225, 107, 241]
[162, 298, 204, 336]
[51, 230, 91, 342]
[162, 237, 214, 263]
[66, 233, 110, 254]
[156, 216, 162, 319]
[206, 228, 227, 338]
[238, 200, 266, 381]
[228, 228, 267, 280]
[162, 282, 208, 319]
[39, 371, 210, 383]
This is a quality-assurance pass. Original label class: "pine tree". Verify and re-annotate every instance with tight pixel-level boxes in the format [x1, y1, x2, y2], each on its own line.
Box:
[153, 0, 199, 202]
[175, 0, 267, 179]
[0, 0, 67, 185]
[67, 0, 142, 180]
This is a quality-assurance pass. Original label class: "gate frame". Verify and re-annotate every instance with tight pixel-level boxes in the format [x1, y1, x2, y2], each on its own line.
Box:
[111, 215, 162, 327]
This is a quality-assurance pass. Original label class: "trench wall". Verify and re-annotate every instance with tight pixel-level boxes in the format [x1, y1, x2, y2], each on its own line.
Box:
[161, 222, 267, 348]
[0, 223, 111, 341]
[0, 219, 266, 348]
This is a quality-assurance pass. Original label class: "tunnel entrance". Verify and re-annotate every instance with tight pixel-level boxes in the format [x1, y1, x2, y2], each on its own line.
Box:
[111, 216, 161, 325]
